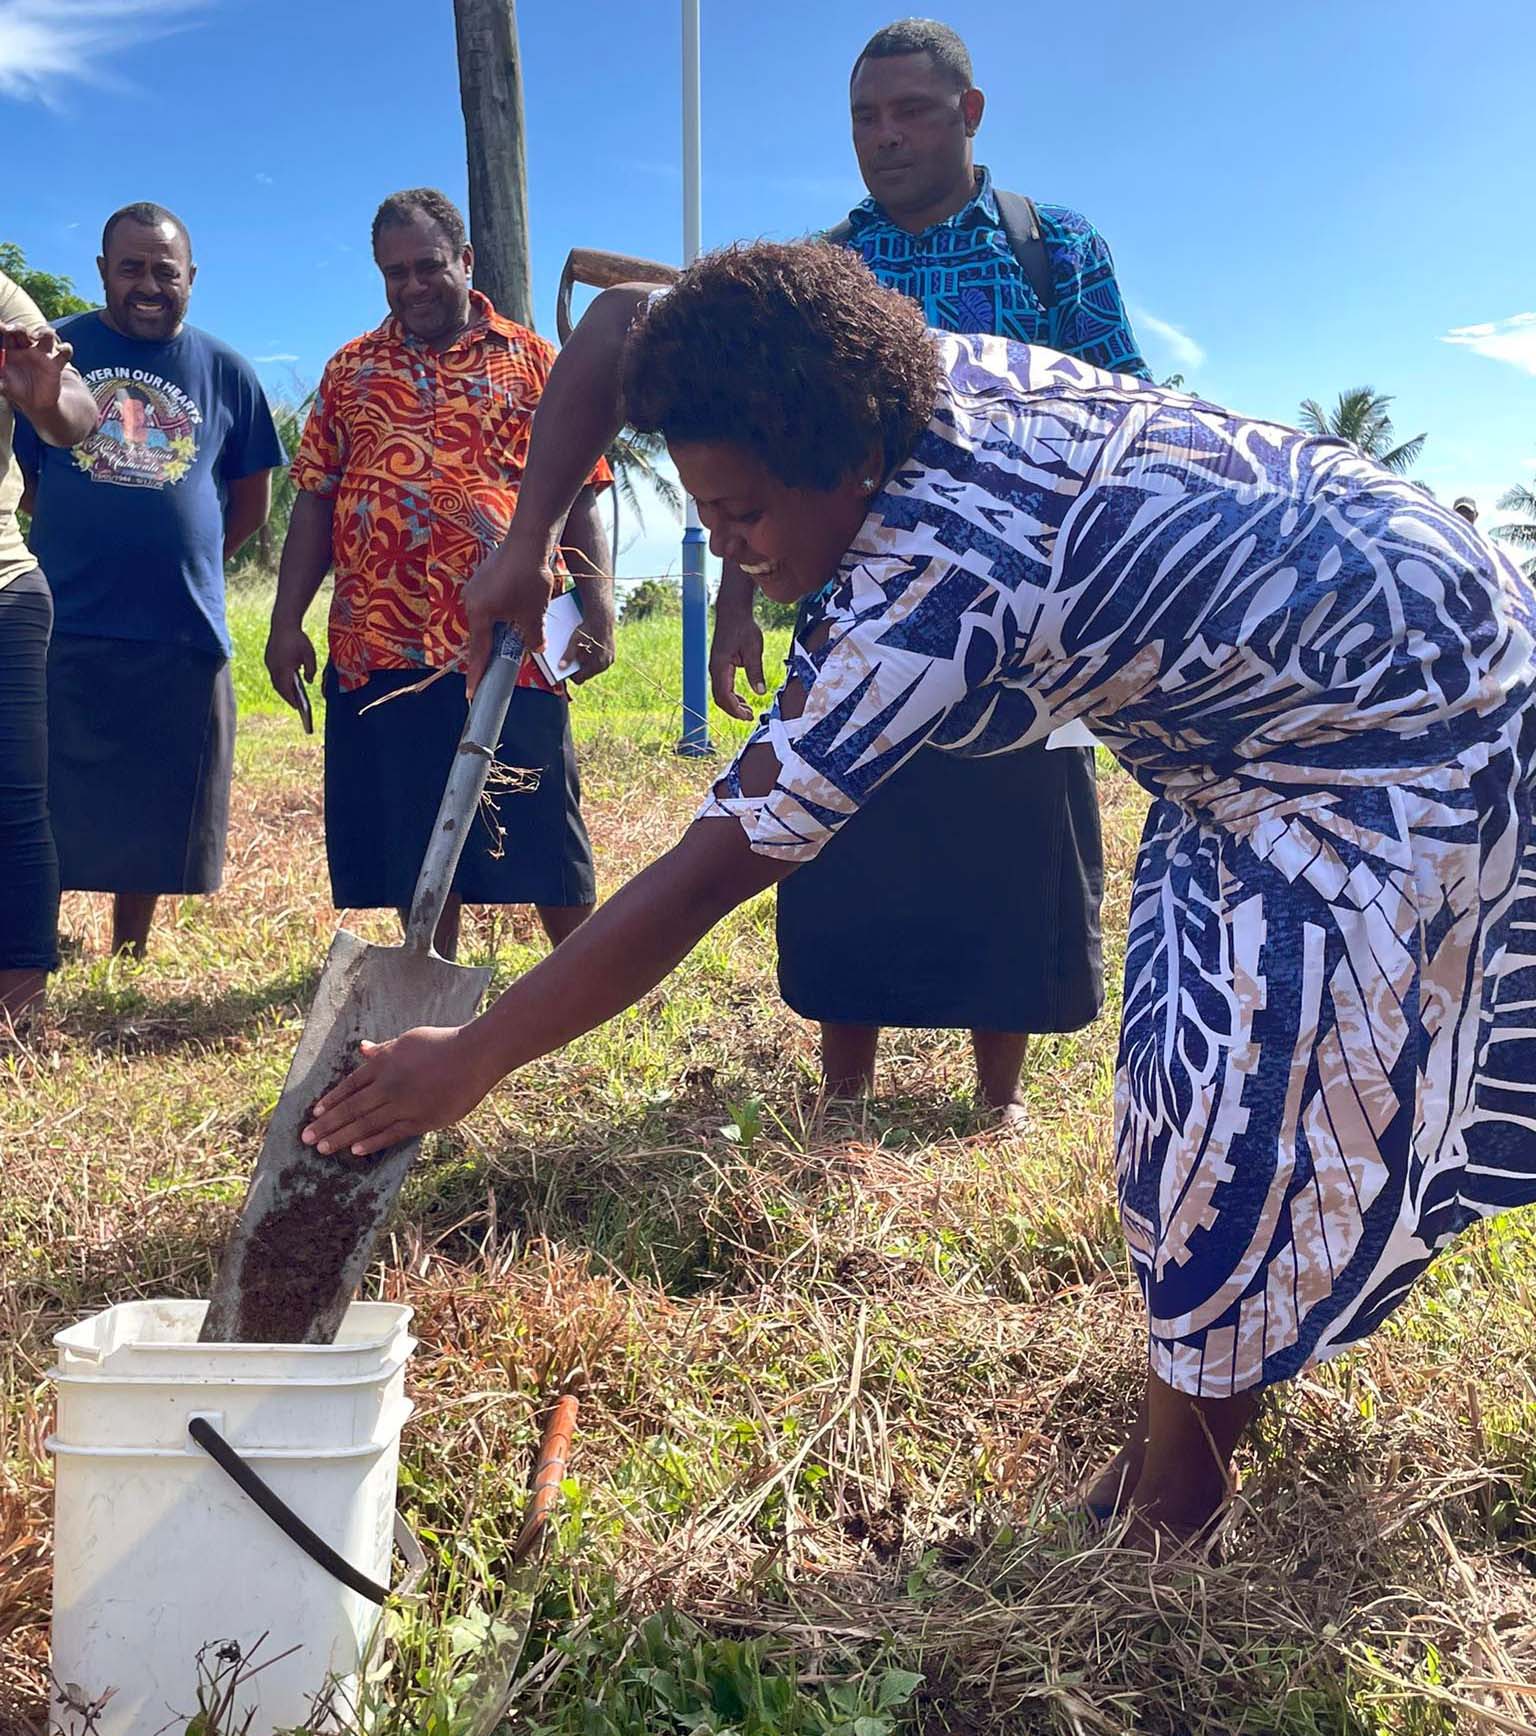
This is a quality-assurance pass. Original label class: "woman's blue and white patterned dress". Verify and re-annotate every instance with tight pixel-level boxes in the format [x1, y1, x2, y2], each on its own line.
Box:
[702, 332, 1536, 1397]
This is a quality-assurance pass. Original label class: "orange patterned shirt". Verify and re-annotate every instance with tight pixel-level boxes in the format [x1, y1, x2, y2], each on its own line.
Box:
[290, 291, 611, 692]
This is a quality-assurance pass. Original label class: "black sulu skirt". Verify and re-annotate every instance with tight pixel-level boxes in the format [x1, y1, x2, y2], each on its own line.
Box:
[322, 665, 596, 911]
[46, 631, 234, 896]
[774, 738, 1105, 1032]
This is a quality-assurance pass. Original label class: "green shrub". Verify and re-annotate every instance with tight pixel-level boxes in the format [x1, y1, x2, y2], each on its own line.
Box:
[622, 578, 683, 620]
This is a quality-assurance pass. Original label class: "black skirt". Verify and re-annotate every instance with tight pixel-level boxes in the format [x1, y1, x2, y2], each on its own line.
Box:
[46, 631, 234, 895]
[322, 665, 596, 910]
[775, 740, 1104, 1032]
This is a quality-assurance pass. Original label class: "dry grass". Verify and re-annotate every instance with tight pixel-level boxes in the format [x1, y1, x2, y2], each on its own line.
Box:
[3, 599, 1535, 1734]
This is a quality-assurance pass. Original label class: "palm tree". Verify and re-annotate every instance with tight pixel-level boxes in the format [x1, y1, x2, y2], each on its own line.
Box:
[252, 392, 317, 571]
[1297, 387, 1426, 474]
[604, 426, 683, 561]
[1492, 483, 1536, 576]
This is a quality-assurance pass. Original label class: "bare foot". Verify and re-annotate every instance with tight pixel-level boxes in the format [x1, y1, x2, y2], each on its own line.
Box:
[1080, 1442, 1143, 1520]
[1117, 1467, 1241, 1556]
[1116, 1506, 1222, 1558]
[1079, 1390, 1150, 1520]
[0, 967, 47, 1033]
[969, 1097, 1028, 1135]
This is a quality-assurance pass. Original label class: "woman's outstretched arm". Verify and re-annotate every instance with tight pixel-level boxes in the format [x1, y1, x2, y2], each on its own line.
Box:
[304, 815, 788, 1156]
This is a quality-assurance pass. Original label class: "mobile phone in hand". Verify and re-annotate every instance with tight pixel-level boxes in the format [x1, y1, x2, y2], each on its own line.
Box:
[292, 671, 314, 735]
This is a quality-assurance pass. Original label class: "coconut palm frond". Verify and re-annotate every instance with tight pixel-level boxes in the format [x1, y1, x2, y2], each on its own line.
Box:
[607, 428, 684, 521]
[1377, 431, 1427, 475]
[1297, 398, 1330, 438]
[1296, 386, 1425, 473]
[1491, 483, 1536, 574]
[601, 426, 684, 560]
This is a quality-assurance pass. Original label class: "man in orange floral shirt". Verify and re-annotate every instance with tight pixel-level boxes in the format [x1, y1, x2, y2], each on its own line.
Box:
[267, 189, 613, 956]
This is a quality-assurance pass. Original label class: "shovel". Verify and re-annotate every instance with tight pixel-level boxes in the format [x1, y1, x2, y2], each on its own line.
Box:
[200, 629, 526, 1345]
[555, 247, 678, 343]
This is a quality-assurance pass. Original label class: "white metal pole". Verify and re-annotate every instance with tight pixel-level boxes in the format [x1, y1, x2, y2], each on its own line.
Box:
[677, 0, 711, 754]
[682, 0, 702, 267]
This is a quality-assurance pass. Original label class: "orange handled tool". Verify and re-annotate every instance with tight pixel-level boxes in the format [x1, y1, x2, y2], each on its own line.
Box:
[512, 1393, 580, 1564]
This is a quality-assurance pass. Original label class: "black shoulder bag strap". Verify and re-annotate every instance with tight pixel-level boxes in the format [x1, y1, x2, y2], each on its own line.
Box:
[991, 189, 1056, 313]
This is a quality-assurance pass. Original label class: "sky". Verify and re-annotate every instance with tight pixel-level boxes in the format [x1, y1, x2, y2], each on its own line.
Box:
[3, 0, 1533, 581]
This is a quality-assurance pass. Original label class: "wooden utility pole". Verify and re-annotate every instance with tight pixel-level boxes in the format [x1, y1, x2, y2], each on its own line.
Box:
[452, 0, 534, 328]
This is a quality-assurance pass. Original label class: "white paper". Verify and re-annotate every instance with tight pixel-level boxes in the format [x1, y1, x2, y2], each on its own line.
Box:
[533, 590, 585, 684]
[1046, 718, 1100, 751]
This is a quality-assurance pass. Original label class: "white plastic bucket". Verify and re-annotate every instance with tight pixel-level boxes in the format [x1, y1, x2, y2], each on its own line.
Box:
[47, 1299, 415, 1736]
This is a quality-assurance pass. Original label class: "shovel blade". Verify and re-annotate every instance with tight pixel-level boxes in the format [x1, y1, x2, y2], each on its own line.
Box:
[201, 929, 491, 1344]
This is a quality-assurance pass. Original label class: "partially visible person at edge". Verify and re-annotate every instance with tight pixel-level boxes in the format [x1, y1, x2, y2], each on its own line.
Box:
[708, 17, 1150, 1124]
[15, 203, 284, 960]
[267, 189, 614, 958]
[305, 243, 1536, 1545]
[0, 272, 98, 1028]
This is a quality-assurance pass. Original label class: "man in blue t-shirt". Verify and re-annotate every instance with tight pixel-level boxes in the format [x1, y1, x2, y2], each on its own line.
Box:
[709, 18, 1149, 1125]
[16, 201, 285, 959]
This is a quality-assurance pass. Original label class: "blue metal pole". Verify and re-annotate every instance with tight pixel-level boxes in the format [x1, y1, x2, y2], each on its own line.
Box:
[679, 515, 711, 754]
[676, 0, 713, 756]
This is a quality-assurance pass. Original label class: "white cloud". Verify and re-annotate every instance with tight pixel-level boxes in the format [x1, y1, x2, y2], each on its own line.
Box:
[254, 353, 299, 364]
[1131, 307, 1206, 373]
[0, 0, 204, 105]
[1441, 312, 1536, 376]
[255, 172, 274, 186]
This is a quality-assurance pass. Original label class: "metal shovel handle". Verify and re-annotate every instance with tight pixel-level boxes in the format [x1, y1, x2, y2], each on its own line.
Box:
[404, 625, 525, 953]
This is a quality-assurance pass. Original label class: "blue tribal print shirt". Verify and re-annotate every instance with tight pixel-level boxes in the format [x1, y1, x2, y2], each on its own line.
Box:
[841, 166, 1151, 379]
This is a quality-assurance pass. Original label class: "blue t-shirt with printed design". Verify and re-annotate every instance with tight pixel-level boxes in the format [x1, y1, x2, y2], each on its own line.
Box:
[14, 312, 286, 658]
[840, 166, 1151, 379]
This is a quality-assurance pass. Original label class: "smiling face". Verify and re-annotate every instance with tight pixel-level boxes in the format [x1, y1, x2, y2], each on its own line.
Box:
[98, 219, 195, 342]
[671, 440, 877, 604]
[850, 51, 984, 231]
[374, 211, 474, 346]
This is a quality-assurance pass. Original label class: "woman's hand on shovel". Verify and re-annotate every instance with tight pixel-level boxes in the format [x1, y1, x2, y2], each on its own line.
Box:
[303, 1025, 497, 1157]
[463, 534, 558, 697]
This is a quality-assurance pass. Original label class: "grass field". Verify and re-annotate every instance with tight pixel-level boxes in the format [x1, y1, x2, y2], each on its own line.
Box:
[3, 580, 1535, 1735]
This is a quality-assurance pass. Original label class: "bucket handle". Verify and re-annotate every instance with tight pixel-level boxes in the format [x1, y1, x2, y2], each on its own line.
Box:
[188, 1416, 425, 1605]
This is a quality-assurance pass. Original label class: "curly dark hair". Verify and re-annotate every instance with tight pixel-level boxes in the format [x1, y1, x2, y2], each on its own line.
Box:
[622, 242, 940, 491]
[371, 188, 468, 255]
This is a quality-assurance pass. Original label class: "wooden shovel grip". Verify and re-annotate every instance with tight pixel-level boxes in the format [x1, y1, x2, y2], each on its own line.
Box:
[557, 248, 679, 343]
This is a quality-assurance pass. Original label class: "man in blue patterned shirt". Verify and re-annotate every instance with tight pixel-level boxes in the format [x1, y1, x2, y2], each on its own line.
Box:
[710, 17, 1148, 1120]
[840, 55, 1145, 374]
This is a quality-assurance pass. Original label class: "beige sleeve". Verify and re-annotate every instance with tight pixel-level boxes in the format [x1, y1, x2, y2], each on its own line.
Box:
[0, 270, 48, 329]
[0, 271, 53, 588]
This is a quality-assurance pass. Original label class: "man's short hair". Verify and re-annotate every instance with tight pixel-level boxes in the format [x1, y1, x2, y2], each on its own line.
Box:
[101, 202, 191, 260]
[852, 18, 974, 90]
[371, 189, 468, 255]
